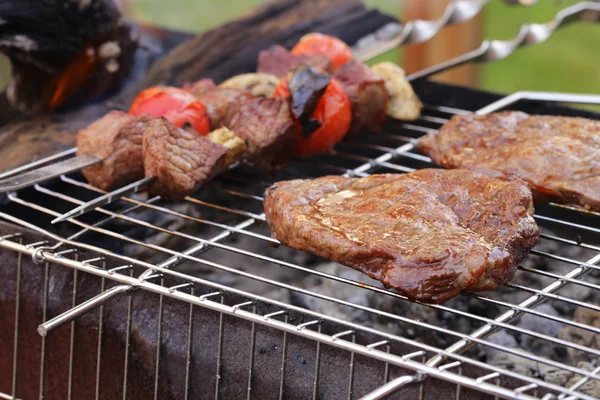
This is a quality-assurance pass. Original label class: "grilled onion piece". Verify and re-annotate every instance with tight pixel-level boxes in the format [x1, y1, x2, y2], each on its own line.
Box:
[220, 73, 280, 97]
[371, 62, 422, 120]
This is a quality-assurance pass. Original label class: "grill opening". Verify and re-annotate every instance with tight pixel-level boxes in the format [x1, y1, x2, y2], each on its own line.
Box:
[1, 87, 599, 400]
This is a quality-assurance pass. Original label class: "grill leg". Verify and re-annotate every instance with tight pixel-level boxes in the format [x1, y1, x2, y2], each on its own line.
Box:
[11, 235, 23, 399]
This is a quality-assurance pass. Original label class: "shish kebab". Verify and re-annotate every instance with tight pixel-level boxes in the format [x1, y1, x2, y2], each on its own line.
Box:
[46, 33, 422, 223]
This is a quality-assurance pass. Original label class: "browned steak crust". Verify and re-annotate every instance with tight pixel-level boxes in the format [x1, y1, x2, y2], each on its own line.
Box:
[419, 111, 600, 210]
[264, 169, 539, 304]
[143, 118, 228, 200]
[77, 111, 150, 190]
[334, 60, 387, 135]
[224, 97, 297, 170]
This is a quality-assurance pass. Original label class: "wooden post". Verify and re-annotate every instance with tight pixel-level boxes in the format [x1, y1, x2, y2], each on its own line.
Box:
[401, 0, 483, 87]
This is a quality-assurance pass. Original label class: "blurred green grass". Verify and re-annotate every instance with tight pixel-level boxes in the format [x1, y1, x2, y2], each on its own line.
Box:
[130, 0, 600, 96]
[1, 1, 599, 100]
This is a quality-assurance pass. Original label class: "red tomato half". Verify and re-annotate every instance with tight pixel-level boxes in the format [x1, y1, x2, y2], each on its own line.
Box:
[129, 86, 211, 135]
[274, 77, 351, 157]
[291, 33, 353, 69]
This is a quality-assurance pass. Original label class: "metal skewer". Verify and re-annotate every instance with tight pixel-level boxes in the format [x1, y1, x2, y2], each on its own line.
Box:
[13, 0, 583, 223]
[49, 0, 600, 224]
[0, 0, 494, 198]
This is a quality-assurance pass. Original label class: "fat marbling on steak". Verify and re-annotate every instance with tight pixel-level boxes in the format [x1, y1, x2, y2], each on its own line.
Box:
[419, 111, 600, 211]
[143, 118, 228, 200]
[77, 110, 151, 190]
[264, 169, 539, 303]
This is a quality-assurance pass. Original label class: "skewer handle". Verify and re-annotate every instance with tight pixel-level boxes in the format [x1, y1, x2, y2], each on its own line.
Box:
[353, 0, 491, 62]
[407, 1, 600, 81]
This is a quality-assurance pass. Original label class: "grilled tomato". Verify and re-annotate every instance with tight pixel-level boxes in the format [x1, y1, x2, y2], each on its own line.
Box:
[274, 74, 351, 157]
[291, 33, 353, 69]
[129, 86, 211, 135]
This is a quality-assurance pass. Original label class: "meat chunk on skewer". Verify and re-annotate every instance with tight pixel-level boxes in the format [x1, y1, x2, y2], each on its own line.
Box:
[257, 45, 333, 77]
[185, 79, 254, 128]
[77, 110, 151, 190]
[224, 97, 297, 170]
[418, 111, 600, 211]
[334, 60, 387, 135]
[143, 118, 228, 200]
[264, 169, 539, 304]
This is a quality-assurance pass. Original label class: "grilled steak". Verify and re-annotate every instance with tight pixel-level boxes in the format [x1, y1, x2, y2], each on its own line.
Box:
[143, 118, 228, 200]
[264, 169, 539, 303]
[419, 111, 600, 210]
[257, 45, 332, 77]
[77, 110, 150, 190]
[334, 60, 387, 135]
[224, 97, 297, 170]
[185, 78, 254, 128]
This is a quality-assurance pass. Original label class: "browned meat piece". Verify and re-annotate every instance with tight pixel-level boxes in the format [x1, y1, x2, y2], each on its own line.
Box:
[264, 169, 539, 304]
[185, 78, 254, 128]
[257, 45, 333, 77]
[184, 78, 217, 97]
[419, 111, 600, 211]
[224, 97, 297, 170]
[334, 60, 387, 135]
[143, 118, 228, 200]
[77, 110, 150, 191]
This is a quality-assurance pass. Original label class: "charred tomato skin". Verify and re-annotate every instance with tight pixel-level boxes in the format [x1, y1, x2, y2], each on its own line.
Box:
[274, 77, 351, 157]
[291, 33, 353, 69]
[129, 87, 211, 135]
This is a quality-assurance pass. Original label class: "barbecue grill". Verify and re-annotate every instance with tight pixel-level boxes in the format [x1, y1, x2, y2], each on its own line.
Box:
[1, 2, 600, 400]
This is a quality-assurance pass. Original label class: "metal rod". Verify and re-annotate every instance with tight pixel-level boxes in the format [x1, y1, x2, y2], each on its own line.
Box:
[278, 314, 289, 400]
[0, 147, 77, 181]
[352, 0, 491, 61]
[358, 375, 419, 400]
[184, 287, 195, 400]
[407, 2, 600, 82]
[0, 154, 101, 194]
[95, 260, 107, 400]
[12, 189, 600, 365]
[37, 285, 131, 336]
[38, 258, 50, 399]
[122, 269, 134, 400]
[0, 235, 595, 400]
[426, 252, 600, 369]
[51, 176, 156, 224]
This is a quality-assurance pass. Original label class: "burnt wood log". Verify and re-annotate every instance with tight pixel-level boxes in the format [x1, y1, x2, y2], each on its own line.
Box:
[0, 0, 397, 174]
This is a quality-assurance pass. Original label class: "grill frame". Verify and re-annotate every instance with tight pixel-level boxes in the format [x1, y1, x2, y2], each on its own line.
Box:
[0, 87, 599, 399]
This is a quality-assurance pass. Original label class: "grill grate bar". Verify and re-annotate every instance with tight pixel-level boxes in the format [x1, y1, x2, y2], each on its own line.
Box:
[10, 235, 23, 400]
[1, 234, 598, 400]
[10, 181, 600, 377]
[29, 182, 600, 357]
[2, 96, 600, 399]
[8, 197, 600, 385]
[60, 176, 276, 243]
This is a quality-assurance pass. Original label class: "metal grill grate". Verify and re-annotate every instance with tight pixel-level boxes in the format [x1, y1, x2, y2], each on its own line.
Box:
[1, 92, 599, 400]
